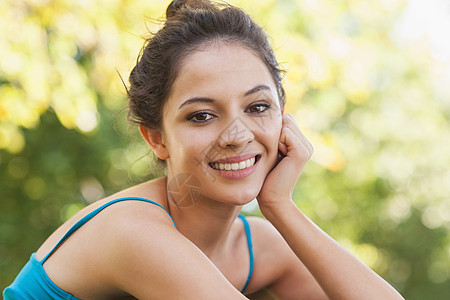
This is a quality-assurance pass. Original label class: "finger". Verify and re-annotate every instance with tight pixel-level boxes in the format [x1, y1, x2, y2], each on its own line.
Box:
[280, 126, 313, 161]
[278, 141, 288, 156]
[282, 114, 314, 154]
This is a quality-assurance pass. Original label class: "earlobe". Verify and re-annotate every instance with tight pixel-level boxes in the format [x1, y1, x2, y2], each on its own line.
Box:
[139, 126, 170, 160]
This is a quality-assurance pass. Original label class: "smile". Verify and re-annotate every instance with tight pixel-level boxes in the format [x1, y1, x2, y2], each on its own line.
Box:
[207, 154, 261, 179]
[209, 156, 257, 171]
[209, 155, 259, 171]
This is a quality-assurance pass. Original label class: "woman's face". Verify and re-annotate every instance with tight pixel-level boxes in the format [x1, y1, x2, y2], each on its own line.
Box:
[161, 42, 282, 206]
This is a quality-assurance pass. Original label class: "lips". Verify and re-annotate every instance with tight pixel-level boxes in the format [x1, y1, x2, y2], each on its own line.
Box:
[209, 157, 255, 171]
[208, 154, 260, 171]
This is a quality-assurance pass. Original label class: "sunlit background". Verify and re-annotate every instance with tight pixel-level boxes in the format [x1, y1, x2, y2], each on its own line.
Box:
[1, 0, 450, 298]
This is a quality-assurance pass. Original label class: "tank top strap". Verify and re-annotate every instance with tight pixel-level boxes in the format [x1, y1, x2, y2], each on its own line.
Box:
[41, 197, 176, 263]
[238, 214, 254, 294]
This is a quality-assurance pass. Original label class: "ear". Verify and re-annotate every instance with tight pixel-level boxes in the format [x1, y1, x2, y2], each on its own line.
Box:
[139, 126, 169, 160]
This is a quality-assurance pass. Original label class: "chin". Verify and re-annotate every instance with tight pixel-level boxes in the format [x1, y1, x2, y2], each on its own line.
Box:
[218, 184, 261, 206]
[230, 194, 257, 206]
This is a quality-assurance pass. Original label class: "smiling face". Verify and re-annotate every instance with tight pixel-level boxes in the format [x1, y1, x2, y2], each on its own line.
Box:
[160, 42, 283, 206]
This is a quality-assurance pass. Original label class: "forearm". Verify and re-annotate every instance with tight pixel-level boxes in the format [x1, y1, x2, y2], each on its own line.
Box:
[261, 201, 404, 300]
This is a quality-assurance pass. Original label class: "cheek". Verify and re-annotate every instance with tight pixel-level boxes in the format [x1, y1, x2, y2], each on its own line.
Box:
[269, 127, 282, 159]
[268, 116, 283, 146]
[165, 127, 216, 163]
[257, 117, 282, 158]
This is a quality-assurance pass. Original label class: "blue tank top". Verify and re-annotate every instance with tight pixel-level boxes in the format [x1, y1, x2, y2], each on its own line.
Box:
[3, 197, 254, 299]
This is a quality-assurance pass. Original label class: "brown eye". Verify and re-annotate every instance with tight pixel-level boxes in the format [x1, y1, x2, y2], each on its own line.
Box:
[187, 112, 214, 123]
[247, 103, 270, 113]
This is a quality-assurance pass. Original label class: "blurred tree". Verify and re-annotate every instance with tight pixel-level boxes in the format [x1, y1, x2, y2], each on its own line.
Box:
[1, 0, 449, 298]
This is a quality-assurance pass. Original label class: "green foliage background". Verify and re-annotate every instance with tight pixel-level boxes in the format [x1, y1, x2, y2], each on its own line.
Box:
[1, 0, 450, 298]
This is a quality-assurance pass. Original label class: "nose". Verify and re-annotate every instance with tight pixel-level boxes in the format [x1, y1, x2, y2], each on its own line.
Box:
[218, 117, 254, 149]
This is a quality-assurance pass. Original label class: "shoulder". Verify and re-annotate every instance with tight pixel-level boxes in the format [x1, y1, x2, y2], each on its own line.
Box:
[104, 204, 245, 298]
[99, 178, 175, 230]
[105, 199, 179, 270]
[245, 216, 291, 264]
[240, 216, 290, 292]
[98, 197, 178, 262]
[103, 197, 175, 230]
[245, 215, 308, 272]
[84, 178, 176, 261]
[244, 216, 326, 299]
[245, 216, 286, 253]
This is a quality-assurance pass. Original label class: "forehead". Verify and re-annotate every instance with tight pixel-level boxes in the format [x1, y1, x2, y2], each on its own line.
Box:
[169, 42, 277, 104]
[180, 42, 265, 73]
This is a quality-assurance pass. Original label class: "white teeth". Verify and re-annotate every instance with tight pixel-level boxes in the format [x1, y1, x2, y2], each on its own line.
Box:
[210, 157, 257, 171]
[245, 158, 252, 168]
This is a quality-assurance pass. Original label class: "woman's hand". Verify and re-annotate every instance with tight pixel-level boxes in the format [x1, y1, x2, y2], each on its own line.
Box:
[257, 114, 313, 215]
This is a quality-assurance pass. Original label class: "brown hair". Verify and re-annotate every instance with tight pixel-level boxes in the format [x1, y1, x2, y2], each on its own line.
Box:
[127, 0, 285, 130]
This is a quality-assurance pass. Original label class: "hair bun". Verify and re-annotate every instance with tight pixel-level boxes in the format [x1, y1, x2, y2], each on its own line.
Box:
[166, 0, 209, 21]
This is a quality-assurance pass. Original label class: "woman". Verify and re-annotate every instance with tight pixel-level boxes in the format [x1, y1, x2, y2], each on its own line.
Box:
[4, 0, 404, 299]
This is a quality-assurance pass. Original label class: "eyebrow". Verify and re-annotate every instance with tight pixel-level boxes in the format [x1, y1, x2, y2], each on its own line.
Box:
[244, 84, 272, 97]
[178, 84, 273, 110]
[178, 97, 215, 110]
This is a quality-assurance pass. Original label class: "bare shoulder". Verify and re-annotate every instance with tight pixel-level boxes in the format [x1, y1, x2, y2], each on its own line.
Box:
[96, 178, 176, 234]
[245, 216, 326, 299]
[240, 216, 290, 294]
[245, 216, 294, 267]
[246, 216, 287, 254]
[104, 199, 178, 269]
[104, 202, 245, 299]
[104, 197, 174, 231]
[35, 179, 169, 261]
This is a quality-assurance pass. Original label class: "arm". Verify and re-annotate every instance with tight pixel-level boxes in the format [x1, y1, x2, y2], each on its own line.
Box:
[257, 114, 404, 300]
[107, 203, 247, 299]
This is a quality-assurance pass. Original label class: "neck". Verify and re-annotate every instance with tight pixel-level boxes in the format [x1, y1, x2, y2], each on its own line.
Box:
[167, 192, 242, 259]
